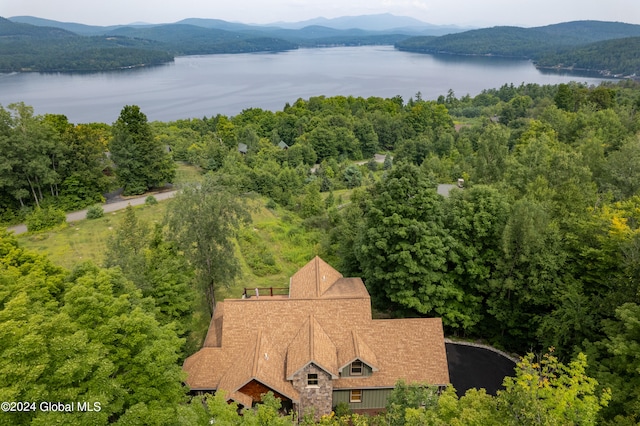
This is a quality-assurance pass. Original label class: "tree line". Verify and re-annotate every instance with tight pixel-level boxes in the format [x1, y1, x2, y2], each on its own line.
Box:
[0, 103, 175, 225]
[0, 18, 174, 72]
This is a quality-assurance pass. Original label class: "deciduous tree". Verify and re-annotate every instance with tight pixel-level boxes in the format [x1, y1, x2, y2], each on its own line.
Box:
[165, 174, 251, 314]
[497, 350, 609, 426]
[355, 164, 473, 328]
[0, 232, 190, 425]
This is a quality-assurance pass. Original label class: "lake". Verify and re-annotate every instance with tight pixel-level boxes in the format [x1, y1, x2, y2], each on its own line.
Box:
[0, 46, 613, 124]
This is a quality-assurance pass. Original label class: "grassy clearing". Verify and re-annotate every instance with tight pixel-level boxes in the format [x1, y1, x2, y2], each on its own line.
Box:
[173, 162, 204, 186]
[16, 195, 320, 298]
[17, 202, 169, 269]
[219, 200, 321, 299]
[323, 188, 356, 207]
[15, 191, 324, 354]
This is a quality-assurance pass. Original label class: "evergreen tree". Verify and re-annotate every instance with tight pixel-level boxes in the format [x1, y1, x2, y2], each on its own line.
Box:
[109, 105, 175, 195]
[383, 154, 393, 170]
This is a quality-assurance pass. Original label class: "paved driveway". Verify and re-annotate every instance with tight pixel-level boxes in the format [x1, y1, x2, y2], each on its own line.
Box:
[6, 190, 177, 236]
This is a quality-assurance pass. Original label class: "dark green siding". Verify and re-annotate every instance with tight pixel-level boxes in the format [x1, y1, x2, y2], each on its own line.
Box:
[332, 389, 393, 410]
[339, 363, 373, 378]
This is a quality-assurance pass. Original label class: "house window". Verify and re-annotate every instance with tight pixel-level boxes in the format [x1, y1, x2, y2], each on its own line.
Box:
[350, 360, 363, 375]
[307, 373, 318, 386]
[350, 389, 362, 403]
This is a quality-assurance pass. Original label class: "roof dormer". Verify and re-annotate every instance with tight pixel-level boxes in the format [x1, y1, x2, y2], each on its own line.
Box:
[338, 330, 379, 376]
[286, 314, 338, 380]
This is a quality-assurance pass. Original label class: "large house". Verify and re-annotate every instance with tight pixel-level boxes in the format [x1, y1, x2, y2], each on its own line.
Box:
[183, 257, 449, 418]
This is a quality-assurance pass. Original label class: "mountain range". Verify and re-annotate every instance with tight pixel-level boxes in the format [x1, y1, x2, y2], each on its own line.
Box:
[1, 15, 639, 76]
[8, 14, 466, 36]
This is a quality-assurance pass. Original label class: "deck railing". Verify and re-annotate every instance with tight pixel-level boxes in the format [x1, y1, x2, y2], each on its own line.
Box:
[242, 287, 289, 298]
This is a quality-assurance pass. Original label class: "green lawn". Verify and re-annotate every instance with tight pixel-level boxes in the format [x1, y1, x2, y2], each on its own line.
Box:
[17, 202, 169, 269]
[173, 162, 204, 186]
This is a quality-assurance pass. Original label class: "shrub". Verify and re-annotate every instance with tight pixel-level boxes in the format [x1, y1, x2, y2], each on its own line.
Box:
[145, 195, 158, 205]
[265, 198, 277, 210]
[86, 205, 104, 219]
[383, 155, 393, 170]
[333, 401, 351, 418]
[238, 228, 281, 277]
[25, 207, 66, 232]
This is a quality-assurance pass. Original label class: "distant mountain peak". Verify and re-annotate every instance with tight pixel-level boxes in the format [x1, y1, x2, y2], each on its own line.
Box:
[267, 13, 436, 31]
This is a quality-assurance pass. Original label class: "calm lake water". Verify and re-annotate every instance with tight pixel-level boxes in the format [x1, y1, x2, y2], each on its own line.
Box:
[0, 46, 612, 124]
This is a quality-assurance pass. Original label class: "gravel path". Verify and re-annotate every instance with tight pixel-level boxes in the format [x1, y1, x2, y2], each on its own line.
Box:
[6, 190, 177, 236]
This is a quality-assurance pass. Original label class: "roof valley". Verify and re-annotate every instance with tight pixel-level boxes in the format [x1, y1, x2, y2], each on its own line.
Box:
[351, 330, 360, 358]
[252, 330, 262, 378]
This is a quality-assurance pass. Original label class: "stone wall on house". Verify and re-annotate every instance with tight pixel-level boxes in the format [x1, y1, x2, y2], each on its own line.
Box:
[291, 363, 333, 419]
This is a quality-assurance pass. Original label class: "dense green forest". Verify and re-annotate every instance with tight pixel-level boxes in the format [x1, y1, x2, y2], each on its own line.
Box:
[0, 17, 173, 72]
[2, 79, 640, 424]
[536, 37, 640, 76]
[396, 21, 640, 77]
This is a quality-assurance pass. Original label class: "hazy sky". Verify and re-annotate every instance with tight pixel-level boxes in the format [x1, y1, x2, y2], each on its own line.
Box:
[3, 0, 639, 27]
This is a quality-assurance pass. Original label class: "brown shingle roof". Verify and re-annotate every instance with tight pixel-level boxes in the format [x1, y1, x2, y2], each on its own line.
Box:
[217, 330, 299, 402]
[322, 277, 370, 299]
[183, 257, 449, 400]
[333, 319, 449, 388]
[183, 347, 227, 390]
[203, 301, 225, 347]
[228, 391, 253, 408]
[289, 256, 343, 298]
[286, 315, 338, 379]
[338, 330, 379, 372]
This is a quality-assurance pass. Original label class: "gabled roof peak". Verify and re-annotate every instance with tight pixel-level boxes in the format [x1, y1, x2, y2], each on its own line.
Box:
[286, 314, 338, 379]
[217, 330, 299, 403]
[338, 330, 379, 372]
[289, 256, 343, 299]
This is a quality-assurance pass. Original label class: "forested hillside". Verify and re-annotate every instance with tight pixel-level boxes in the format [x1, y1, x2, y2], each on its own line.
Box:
[536, 20, 640, 42]
[396, 20, 640, 76]
[0, 17, 173, 72]
[396, 26, 577, 58]
[2, 80, 640, 424]
[104, 24, 298, 55]
[537, 37, 640, 76]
